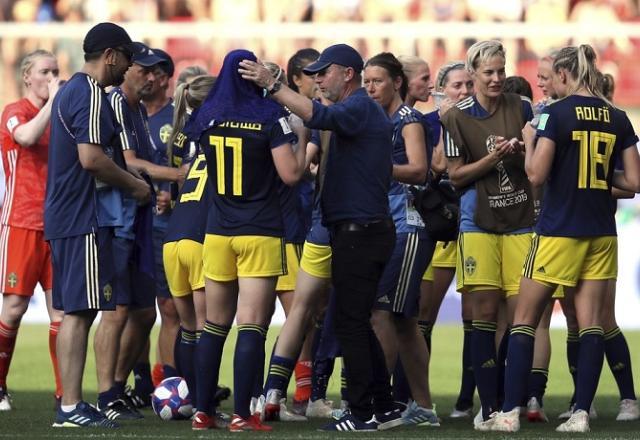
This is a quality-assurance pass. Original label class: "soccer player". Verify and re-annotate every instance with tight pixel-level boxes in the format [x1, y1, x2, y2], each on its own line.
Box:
[411, 60, 475, 418]
[190, 49, 306, 432]
[440, 40, 535, 429]
[94, 42, 179, 420]
[363, 52, 438, 426]
[0, 49, 63, 411]
[491, 44, 640, 433]
[162, 75, 217, 424]
[46, 22, 150, 428]
[241, 43, 400, 432]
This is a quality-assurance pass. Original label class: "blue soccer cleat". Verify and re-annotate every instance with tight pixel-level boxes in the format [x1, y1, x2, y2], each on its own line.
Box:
[53, 401, 119, 428]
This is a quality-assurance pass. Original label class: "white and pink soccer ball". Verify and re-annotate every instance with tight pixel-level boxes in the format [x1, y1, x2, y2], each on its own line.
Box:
[151, 377, 193, 420]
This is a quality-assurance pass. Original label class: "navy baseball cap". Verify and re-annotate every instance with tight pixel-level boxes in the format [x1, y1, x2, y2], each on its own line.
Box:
[303, 44, 364, 75]
[152, 48, 175, 77]
[131, 42, 164, 67]
[83, 22, 134, 54]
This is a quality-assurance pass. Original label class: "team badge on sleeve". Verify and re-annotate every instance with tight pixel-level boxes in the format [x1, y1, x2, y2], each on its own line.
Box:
[6, 116, 19, 132]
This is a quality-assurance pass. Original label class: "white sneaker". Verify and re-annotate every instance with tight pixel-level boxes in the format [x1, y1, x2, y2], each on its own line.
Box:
[474, 411, 497, 431]
[526, 397, 548, 422]
[0, 389, 12, 411]
[473, 407, 483, 426]
[490, 408, 520, 432]
[616, 399, 640, 421]
[305, 399, 334, 418]
[558, 403, 574, 420]
[278, 398, 307, 422]
[556, 409, 589, 432]
[449, 407, 473, 418]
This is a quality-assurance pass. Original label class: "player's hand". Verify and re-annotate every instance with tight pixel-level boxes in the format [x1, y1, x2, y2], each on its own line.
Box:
[131, 177, 151, 205]
[522, 122, 536, 149]
[156, 190, 171, 214]
[48, 77, 61, 100]
[238, 59, 275, 90]
[439, 97, 455, 115]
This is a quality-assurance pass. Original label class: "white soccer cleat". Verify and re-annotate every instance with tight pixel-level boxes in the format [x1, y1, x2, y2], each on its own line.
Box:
[278, 398, 307, 422]
[449, 407, 473, 418]
[490, 408, 520, 432]
[473, 411, 497, 431]
[526, 397, 548, 422]
[616, 399, 640, 421]
[556, 409, 589, 433]
[305, 399, 334, 418]
[0, 390, 12, 411]
[558, 403, 574, 420]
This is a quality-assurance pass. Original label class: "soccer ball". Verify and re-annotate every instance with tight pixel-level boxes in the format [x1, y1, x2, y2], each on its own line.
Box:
[151, 376, 193, 420]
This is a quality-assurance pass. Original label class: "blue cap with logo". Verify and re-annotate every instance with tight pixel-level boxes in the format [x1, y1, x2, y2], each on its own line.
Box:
[303, 44, 364, 75]
[131, 42, 164, 67]
[152, 48, 175, 77]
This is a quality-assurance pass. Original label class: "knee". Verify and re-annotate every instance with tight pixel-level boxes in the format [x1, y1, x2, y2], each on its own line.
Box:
[137, 307, 157, 328]
[157, 298, 179, 323]
[1, 298, 29, 326]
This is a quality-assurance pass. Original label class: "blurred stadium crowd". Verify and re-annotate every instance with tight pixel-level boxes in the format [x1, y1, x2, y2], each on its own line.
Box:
[1, 0, 640, 107]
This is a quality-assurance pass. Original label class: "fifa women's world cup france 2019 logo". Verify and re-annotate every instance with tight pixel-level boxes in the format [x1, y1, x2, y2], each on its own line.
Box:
[486, 134, 514, 194]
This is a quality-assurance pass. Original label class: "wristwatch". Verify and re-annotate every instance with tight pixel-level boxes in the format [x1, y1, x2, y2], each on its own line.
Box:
[268, 80, 282, 95]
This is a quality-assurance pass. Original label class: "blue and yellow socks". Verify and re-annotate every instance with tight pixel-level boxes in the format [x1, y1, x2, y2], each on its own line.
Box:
[501, 325, 535, 412]
[575, 327, 605, 412]
[196, 321, 230, 413]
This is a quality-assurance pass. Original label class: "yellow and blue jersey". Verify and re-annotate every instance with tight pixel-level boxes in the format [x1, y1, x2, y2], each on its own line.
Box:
[201, 118, 297, 237]
[535, 95, 638, 237]
[164, 152, 211, 244]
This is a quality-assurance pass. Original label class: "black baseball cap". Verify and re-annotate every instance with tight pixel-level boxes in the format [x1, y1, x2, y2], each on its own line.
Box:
[152, 48, 175, 77]
[131, 42, 164, 67]
[303, 44, 364, 75]
[83, 22, 134, 54]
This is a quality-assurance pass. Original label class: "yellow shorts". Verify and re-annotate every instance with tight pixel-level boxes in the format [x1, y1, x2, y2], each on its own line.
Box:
[276, 243, 303, 291]
[422, 241, 456, 281]
[299, 241, 332, 279]
[203, 234, 286, 281]
[523, 234, 617, 287]
[456, 232, 532, 296]
[163, 240, 205, 297]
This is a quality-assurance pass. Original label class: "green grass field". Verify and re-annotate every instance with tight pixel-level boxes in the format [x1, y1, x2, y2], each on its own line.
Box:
[1, 324, 639, 439]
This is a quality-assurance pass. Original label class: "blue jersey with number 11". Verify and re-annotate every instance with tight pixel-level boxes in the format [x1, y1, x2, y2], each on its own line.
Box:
[535, 95, 638, 237]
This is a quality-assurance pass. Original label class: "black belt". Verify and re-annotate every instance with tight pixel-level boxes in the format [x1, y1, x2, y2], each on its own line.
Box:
[332, 218, 394, 233]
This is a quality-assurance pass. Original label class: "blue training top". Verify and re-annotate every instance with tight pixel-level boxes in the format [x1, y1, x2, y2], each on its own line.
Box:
[389, 104, 428, 235]
[305, 88, 393, 226]
[45, 72, 121, 240]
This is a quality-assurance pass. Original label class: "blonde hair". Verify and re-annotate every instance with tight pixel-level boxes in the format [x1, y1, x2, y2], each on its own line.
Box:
[435, 61, 466, 90]
[553, 44, 609, 104]
[466, 40, 505, 73]
[397, 55, 428, 81]
[167, 75, 216, 164]
[176, 65, 208, 88]
[20, 49, 55, 87]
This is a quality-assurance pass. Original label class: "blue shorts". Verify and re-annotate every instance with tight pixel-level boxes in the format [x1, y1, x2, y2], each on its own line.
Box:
[51, 228, 116, 314]
[374, 231, 435, 317]
[153, 226, 171, 299]
[314, 287, 341, 361]
[113, 237, 156, 309]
